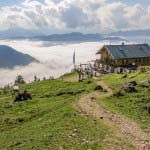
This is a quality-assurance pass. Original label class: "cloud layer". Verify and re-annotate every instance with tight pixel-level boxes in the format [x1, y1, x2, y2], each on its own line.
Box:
[0, 0, 150, 33]
[0, 40, 104, 86]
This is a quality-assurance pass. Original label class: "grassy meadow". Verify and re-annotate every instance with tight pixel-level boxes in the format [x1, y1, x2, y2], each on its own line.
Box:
[97, 71, 150, 132]
[0, 75, 134, 150]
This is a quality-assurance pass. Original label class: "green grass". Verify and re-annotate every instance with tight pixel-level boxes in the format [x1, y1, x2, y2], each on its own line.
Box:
[97, 72, 150, 132]
[0, 78, 134, 150]
[62, 70, 78, 78]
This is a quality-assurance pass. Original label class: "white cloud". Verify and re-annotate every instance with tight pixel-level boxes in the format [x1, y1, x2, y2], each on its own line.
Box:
[0, 40, 104, 86]
[0, 0, 149, 32]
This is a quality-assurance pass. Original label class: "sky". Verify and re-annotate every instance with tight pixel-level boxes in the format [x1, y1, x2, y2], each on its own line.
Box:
[0, 0, 150, 34]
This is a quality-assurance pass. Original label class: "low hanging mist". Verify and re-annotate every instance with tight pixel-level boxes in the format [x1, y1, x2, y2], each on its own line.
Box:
[0, 40, 111, 87]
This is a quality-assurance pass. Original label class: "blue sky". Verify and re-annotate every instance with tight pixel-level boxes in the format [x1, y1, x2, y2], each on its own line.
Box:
[0, 0, 149, 6]
[0, 0, 19, 7]
[108, 0, 150, 6]
[0, 0, 149, 34]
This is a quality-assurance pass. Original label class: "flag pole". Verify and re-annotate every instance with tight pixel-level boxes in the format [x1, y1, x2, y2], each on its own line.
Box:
[73, 50, 76, 70]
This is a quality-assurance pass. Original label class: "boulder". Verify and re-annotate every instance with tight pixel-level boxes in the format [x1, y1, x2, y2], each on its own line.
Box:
[139, 80, 150, 88]
[94, 85, 103, 91]
[122, 82, 137, 93]
[128, 81, 137, 86]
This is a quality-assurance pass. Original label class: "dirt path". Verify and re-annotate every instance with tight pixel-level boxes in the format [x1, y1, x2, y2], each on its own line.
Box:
[76, 81, 150, 150]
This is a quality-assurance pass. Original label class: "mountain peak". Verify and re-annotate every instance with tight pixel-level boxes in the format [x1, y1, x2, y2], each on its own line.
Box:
[0, 45, 36, 68]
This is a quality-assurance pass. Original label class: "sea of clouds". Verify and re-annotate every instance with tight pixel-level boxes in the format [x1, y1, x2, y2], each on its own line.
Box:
[0, 40, 118, 87]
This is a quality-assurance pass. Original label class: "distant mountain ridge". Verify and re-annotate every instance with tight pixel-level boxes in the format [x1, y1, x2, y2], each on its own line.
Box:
[109, 29, 150, 37]
[0, 29, 150, 41]
[0, 45, 36, 68]
[0, 28, 43, 39]
[33, 32, 123, 42]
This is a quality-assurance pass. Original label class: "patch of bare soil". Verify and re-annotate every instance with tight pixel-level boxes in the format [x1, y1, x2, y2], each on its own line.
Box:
[76, 81, 150, 150]
[63, 76, 79, 82]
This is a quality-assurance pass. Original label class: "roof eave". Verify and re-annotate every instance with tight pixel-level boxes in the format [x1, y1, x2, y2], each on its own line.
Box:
[96, 46, 105, 55]
[114, 56, 150, 60]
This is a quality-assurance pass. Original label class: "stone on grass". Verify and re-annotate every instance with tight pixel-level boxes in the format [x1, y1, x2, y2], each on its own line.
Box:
[115, 103, 123, 107]
[113, 90, 124, 97]
[17, 118, 24, 123]
[122, 82, 137, 93]
[139, 80, 150, 88]
[73, 89, 85, 95]
[87, 81, 92, 84]
[94, 85, 103, 91]
[128, 81, 137, 86]
[91, 97, 96, 100]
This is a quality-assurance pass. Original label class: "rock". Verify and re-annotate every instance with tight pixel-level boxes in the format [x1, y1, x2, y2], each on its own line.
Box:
[87, 81, 92, 84]
[114, 90, 124, 97]
[128, 81, 137, 86]
[71, 133, 77, 137]
[122, 82, 137, 93]
[121, 73, 127, 78]
[66, 91, 74, 95]
[81, 140, 89, 145]
[94, 85, 103, 91]
[142, 106, 150, 114]
[56, 89, 85, 96]
[73, 129, 78, 133]
[109, 117, 113, 120]
[17, 118, 24, 123]
[139, 80, 150, 88]
[115, 103, 123, 107]
[38, 118, 42, 121]
[73, 89, 85, 95]
[56, 92, 65, 96]
[47, 133, 53, 139]
[130, 75, 136, 79]
[14, 142, 22, 146]
[91, 97, 96, 100]
[103, 89, 107, 93]
[100, 116, 103, 119]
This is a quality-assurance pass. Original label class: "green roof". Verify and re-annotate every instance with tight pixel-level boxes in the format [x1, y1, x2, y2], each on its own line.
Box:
[99, 44, 150, 59]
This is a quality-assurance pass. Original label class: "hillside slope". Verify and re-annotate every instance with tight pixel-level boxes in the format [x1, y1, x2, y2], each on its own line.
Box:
[0, 76, 134, 150]
[97, 72, 150, 132]
[0, 45, 35, 68]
